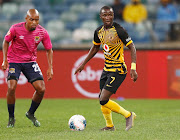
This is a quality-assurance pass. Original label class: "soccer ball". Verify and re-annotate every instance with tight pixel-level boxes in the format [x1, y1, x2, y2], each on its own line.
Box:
[68, 115, 86, 131]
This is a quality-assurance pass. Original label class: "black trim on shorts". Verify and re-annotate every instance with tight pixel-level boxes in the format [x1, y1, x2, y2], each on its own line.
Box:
[7, 75, 18, 81]
[30, 77, 44, 83]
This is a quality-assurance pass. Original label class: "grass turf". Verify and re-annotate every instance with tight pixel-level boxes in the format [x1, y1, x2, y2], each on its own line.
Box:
[0, 99, 179, 140]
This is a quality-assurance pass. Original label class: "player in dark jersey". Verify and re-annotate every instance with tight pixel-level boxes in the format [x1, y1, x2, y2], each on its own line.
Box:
[75, 6, 138, 131]
[1, 9, 53, 128]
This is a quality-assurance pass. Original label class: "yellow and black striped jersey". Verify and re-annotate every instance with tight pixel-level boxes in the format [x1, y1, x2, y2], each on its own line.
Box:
[93, 22, 133, 74]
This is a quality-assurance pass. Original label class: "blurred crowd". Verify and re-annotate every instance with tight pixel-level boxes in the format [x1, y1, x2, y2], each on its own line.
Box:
[0, 0, 180, 48]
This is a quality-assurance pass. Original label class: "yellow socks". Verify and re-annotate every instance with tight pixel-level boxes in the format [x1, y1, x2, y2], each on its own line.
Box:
[103, 100, 131, 118]
[101, 105, 114, 127]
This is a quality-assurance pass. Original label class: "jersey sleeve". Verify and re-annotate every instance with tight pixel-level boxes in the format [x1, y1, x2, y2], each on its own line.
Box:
[4, 26, 16, 42]
[115, 23, 133, 47]
[42, 30, 52, 50]
[92, 30, 101, 45]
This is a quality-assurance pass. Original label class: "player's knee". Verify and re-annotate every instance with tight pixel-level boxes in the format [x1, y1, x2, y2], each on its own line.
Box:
[100, 100, 109, 105]
[7, 85, 16, 95]
[36, 86, 46, 94]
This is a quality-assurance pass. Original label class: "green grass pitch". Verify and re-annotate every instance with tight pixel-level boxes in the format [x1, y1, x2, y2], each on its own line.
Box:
[0, 99, 179, 140]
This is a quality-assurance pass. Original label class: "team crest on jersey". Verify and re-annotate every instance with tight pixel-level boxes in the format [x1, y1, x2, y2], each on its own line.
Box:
[109, 36, 113, 40]
[35, 36, 40, 42]
[9, 68, 15, 73]
[103, 44, 109, 52]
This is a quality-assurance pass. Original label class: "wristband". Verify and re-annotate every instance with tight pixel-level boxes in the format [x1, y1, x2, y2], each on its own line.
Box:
[131, 63, 136, 70]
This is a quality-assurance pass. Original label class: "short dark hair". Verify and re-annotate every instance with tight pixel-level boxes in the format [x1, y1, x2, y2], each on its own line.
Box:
[100, 6, 113, 14]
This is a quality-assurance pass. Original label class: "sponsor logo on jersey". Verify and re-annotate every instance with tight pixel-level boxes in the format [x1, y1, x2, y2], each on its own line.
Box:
[103, 44, 109, 52]
[103, 44, 111, 55]
[9, 68, 15, 73]
[126, 37, 131, 42]
[104, 52, 111, 55]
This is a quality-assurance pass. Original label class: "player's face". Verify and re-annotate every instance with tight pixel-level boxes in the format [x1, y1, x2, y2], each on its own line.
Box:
[26, 15, 39, 31]
[100, 9, 114, 28]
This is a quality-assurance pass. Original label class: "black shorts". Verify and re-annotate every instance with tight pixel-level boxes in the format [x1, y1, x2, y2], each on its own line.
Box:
[100, 70, 126, 94]
[7, 62, 44, 83]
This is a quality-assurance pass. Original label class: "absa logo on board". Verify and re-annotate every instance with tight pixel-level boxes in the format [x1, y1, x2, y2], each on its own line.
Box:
[71, 53, 104, 98]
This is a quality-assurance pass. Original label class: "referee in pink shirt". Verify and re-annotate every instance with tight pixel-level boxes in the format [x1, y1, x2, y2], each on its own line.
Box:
[1, 9, 53, 128]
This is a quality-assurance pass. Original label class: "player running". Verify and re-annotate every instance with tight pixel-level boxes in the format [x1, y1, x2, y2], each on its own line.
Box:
[1, 9, 53, 128]
[75, 6, 138, 131]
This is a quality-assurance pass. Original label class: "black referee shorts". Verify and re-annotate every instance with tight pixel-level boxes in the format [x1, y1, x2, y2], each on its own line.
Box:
[100, 70, 126, 94]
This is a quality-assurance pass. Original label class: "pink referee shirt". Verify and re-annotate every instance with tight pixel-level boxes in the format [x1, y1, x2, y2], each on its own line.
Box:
[5, 22, 52, 63]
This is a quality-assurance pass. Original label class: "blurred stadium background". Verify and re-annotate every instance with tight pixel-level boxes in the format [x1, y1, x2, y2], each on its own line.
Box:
[0, 0, 180, 49]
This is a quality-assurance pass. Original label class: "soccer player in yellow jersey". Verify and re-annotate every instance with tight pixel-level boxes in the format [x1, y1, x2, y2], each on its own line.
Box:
[75, 6, 138, 131]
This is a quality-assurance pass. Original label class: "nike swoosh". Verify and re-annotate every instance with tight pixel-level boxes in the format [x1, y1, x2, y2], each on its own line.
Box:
[106, 84, 112, 87]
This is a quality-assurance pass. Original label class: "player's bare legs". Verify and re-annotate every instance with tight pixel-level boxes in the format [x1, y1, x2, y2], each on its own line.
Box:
[99, 89, 112, 101]
[7, 80, 17, 128]
[26, 80, 45, 127]
[32, 80, 45, 103]
[99, 89, 136, 131]
[7, 80, 17, 104]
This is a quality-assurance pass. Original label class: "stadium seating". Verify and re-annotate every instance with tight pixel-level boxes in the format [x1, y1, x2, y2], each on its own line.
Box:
[154, 21, 170, 41]
[19, 3, 35, 13]
[46, 19, 65, 31]
[10, 12, 25, 21]
[43, 12, 59, 25]
[0, 14, 8, 22]
[60, 11, 78, 22]
[0, 0, 179, 45]
[78, 12, 95, 22]
[2, 3, 19, 19]
[72, 28, 93, 43]
[81, 20, 98, 31]
[70, 3, 86, 13]
[52, 4, 69, 14]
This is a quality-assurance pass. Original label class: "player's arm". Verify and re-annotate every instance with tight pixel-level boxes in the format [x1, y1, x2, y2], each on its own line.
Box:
[115, 23, 138, 82]
[1, 39, 10, 70]
[42, 30, 53, 81]
[2, 26, 14, 70]
[74, 44, 100, 74]
[74, 28, 101, 74]
[46, 48, 53, 81]
[127, 43, 138, 82]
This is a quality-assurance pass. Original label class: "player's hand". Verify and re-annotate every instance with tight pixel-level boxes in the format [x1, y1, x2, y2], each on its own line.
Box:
[130, 69, 138, 82]
[1, 60, 8, 70]
[74, 64, 85, 74]
[47, 67, 53, 81]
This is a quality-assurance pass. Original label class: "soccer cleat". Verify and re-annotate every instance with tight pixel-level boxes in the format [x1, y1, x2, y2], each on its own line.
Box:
[125, 112, 136, 131]
[25, 112, 40, 127]
[100, 126, 115, 131]
[7, 117, 15, 128]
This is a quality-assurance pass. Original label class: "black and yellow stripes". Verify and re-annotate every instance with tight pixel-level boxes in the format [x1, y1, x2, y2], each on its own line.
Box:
[93, 22, 132, 74]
